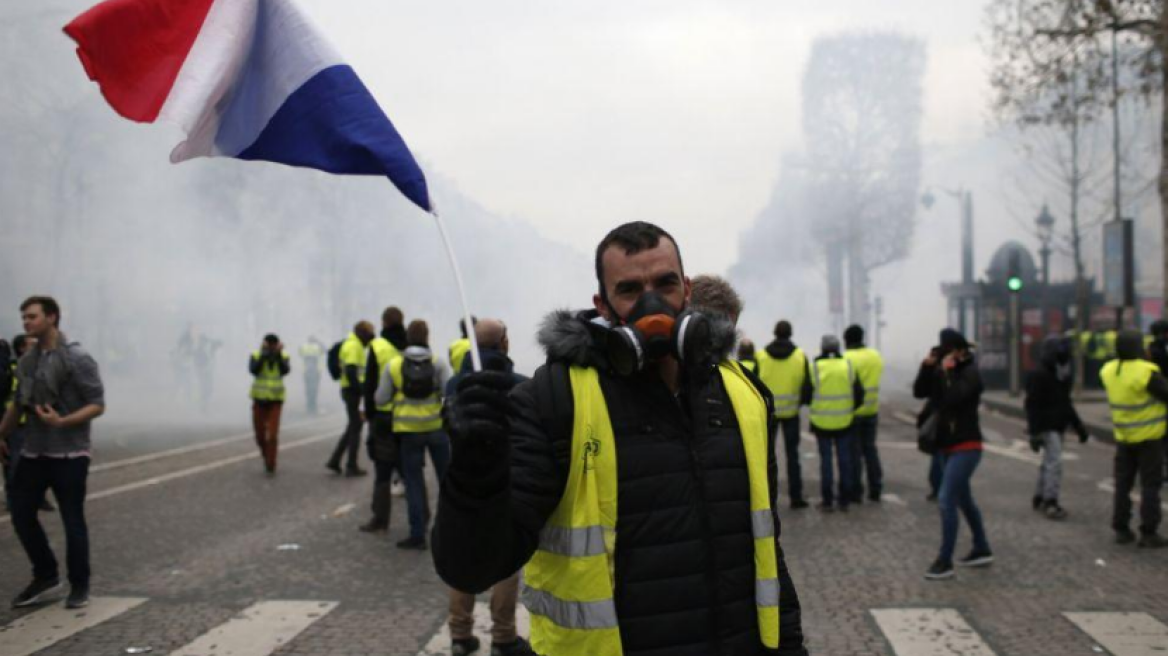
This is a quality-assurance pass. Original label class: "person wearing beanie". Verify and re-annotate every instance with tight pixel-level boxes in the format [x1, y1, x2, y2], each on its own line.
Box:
[754, 320, 812, 509]
[804, 334, 864, 512]
[843, 324, 885, 504]
[913, 328, 993, 580]
[250, 334, 290, 474]
[1101, 329, 1168, 548]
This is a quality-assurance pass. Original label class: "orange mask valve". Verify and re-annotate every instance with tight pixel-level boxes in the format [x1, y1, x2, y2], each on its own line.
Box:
[635, 314, 675, 340]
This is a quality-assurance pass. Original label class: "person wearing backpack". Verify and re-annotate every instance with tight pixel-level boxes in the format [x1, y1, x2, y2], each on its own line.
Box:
[326, 321, 375, 477]
[375, 319, 450, 550]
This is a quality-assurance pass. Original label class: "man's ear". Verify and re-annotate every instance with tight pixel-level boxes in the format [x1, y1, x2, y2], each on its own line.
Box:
[683, 275, 693, 306]
[594, 292, 612, 322]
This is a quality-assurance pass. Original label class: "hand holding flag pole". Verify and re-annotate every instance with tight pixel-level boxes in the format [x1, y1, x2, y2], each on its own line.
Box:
[64, 0, 482, 371]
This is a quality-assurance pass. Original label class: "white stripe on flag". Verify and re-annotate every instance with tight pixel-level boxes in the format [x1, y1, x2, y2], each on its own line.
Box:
[871, 608, 997, 656]
[1064, 612, 1168, 656]
[169, 600, 337, 656]
[0, 597, 147, 656]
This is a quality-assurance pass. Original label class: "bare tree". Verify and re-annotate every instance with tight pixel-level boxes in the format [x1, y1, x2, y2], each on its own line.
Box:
[800, 33, 925, 330]
[986, 0, 1167, 314]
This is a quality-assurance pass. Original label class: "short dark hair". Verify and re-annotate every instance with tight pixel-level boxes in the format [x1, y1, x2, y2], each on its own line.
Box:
[594, 222, 684, 298]
[458, 316, 479, 339]
[407, 320, 430, 347]
[774, 320, 792, 339]
[21, 296, 61, 327]
[264, 333, 280, 345]
[382, 306, 404, 328]
[12, 334, 29, 354]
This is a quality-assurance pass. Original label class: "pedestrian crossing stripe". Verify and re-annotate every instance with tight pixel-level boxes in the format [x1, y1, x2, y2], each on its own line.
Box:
[0, 596, 147, 656]
[417, 601, 532, 656]
[170, 600, 338, 656]
[1064, 612, 1168, 656]
[871, 608, 997, 656]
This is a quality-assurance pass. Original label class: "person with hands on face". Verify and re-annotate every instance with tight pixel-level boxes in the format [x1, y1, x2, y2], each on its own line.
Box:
[250, 334, 291, 474]
[434, 222, 807, 656]
[1023, 335, 1088, 520]
[1, 297, 105, 611]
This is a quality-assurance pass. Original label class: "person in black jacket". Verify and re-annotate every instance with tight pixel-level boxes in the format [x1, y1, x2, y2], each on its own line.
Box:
[433, 222, 807, 656]
[913, 328, 993, 581]
[1148, 320, 1168, 485]
[1024, 335, 1089, 519]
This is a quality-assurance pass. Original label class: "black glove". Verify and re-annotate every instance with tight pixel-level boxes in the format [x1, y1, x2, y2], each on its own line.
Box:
[446, 371, 518, 460]
[1029, 433, 1043, 453]
[1077, 426, 1090, 444]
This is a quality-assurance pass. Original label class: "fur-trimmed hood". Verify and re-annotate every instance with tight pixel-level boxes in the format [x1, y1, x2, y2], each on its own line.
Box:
[536, 308, 739, 369]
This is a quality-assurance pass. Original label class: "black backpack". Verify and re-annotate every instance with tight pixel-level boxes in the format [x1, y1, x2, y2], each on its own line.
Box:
[0, 339, 11, 407]
[326, 341, 344, 381]
[401, 358, 436, 399]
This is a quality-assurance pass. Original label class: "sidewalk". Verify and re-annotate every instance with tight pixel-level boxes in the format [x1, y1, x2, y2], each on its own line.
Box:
[981, 389, 1115, 443]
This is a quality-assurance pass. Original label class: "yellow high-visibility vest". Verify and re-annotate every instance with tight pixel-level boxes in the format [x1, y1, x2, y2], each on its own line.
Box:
[844, 347, 884, 418]
[755, 347, 806, 420]
[809, 357, 855, 432]
[1101, 359, 1167, 444]
[739, 359, 757, 373]
[249, 352, 289, 402]
[390, 356, 442, 433]
[368, 337, 400, 413]
[523, 363, 780, 656]
[449, 338, 471, 374]
[338, 333, 366, 389]
[299, 342, 323, 373]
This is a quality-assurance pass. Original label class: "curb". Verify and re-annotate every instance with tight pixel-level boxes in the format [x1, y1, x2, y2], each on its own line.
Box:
[981, 396, 1115, 444]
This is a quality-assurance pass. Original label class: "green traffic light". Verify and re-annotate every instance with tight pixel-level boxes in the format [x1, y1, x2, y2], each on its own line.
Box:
[1007, 277, 1023, 292]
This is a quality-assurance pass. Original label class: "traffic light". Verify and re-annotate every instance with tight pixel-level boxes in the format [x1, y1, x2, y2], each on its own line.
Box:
[1007, 249, 1023, 293]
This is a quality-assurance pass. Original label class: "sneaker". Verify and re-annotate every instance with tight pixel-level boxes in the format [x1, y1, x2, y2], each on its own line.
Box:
[65, 585, 89, 609]
[1137, 533, 1168, 549]
[358, 519, 388, 533]
[390, 478, 406, 497]
[11, 577, 62, 608]
[1032, 495, 1043, 511]
[491, 637, 536, 656]
[1043, 504, 1068, 520]
[816, 502, 835, 513]
[868, 493, 882, 503]
[1116, 529, 1137, 545]
[396, 536, 427, 550]
[957, 550, 994, 567]
[325, 462, 342, 475]
[790, 498, 810, 510]
[924, 559, 954, 581]
[344, 467, 368, 478]
[452, 636, 481, 656]
[926, 491, 938, 502]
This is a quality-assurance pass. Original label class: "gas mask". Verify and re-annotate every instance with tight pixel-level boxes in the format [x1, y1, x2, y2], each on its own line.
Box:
[606, 291, 711, 376]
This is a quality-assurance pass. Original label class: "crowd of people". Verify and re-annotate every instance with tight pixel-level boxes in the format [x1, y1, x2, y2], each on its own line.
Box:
[4, 221, 1168, 656]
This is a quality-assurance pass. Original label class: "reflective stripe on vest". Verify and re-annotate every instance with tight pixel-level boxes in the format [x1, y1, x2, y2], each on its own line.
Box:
[810, 357, 855, 431]
[368, 337, 400, 413]
[756, 347, 806, 419]
[449, 338, 471, 374]
[249, 352, 288, 402]
[522, 363, 780, 655]
[844, 347, 884, 418]
[390, 356, 442, 433]
[338, 334, 366, 389]
[1101, 359, 1167, 444]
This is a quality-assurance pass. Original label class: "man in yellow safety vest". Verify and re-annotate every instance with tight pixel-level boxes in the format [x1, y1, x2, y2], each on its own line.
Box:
[1101, 330, 1168, 548]
[756, 320, 812, 509]
[843, 324, 885, 504]
[249, 334, 290, 474]
[806, 334, 865, 513]
[434, 221, 807, 656]
[326, 321, 374, 477]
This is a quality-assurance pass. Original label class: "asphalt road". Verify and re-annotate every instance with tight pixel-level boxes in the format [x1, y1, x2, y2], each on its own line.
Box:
[1, 393, 1166, 656]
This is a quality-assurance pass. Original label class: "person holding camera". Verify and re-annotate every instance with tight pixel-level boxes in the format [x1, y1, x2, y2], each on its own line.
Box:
[433, 222, 807, 656]
[250, 334, 290, 474]
[913, 328, 992, 581]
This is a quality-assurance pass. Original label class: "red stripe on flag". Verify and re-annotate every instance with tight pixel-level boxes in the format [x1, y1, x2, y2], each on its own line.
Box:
[64, 0, 218, 122]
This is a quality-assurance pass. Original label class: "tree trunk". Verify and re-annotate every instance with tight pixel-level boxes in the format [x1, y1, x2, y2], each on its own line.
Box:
[1161, 24, 1168, 321]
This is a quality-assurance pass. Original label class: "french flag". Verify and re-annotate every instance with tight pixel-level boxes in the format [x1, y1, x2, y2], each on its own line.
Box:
[64, 0, 431, 212]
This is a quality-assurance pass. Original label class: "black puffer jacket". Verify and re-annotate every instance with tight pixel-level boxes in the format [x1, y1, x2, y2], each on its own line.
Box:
[433, 310, 807, 656]
[912, 353, 983, 450]
[1024, 338, 1084, 435]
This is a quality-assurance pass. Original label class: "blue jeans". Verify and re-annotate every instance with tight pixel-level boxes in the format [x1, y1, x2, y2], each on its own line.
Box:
[850, 415, 883, 499]
[937, 450, 990, 563]
[928, 452, 943, 495]
[399, 431, 450, 540]
[778, 418, 804, 502]
[10, 456, 91, 587]
[816, 432, 856, 507]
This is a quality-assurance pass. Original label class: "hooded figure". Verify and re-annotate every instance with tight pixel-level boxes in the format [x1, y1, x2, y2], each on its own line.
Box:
[1024, 335, 1088, 518]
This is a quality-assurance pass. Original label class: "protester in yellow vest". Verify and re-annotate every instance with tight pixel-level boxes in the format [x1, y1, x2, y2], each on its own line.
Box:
[376, 320, 450, 551]
[843, 324, 885, 504]
[433, 222, 807, 656]
[448, 316, 477, 376]
[807, 335, 864, 513]
[326, 321, 374, 477]
[359, 306, 405, 534]
[249, 334, 290, 474]
[737, 338, 758, 372]
[756, 320, 812, 509]
[1101, 330, 1168, 548]
[2, 334, 47, 510]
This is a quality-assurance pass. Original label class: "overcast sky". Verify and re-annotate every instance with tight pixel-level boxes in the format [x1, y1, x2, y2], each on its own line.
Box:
[300, 0, 992, 275]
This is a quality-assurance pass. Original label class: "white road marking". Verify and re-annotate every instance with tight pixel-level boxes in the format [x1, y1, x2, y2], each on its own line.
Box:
[1064, 612, 1168, 656]
[871, 608, 997, 656]
[0, 432, 336, 526]
[170, 600, 337, 656]
[417, 601, 532, 656]
[1096, 480, 1168, 512]
[92, 416, 336, 473]
[893, 410, 918, 426]
[0, 596, 147, 656]
[882, 493, 908, 506]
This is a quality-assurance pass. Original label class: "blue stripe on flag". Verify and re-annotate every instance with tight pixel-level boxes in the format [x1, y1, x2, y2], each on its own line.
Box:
[235, 64, 430, 211]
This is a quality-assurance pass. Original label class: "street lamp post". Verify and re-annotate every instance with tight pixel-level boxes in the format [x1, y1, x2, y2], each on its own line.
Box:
[922, 187, 976, 335]
[1036, 204, 1055, 335]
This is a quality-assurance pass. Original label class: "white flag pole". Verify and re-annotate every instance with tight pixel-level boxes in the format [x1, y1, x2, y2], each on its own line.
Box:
[430, 209, 482, 373]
